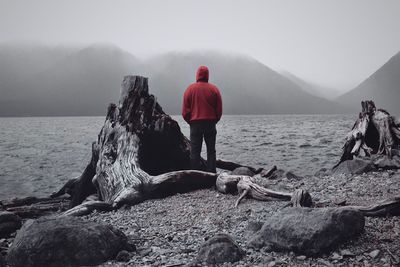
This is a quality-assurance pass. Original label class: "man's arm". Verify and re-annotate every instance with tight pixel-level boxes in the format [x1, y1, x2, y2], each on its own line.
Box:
[215, 87, 222, 122]
[182, 88, 191, 123]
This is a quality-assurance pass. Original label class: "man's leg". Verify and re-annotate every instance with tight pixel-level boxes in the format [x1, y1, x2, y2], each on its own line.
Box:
[204, 122, 217, 173]
[190, 123, 203, 170]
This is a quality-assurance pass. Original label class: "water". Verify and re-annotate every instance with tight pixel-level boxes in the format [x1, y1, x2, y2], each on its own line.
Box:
[0, 114, 356, 199]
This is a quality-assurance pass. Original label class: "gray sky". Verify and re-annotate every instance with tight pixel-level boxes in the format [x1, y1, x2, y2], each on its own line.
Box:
[1, 0, 399, 91]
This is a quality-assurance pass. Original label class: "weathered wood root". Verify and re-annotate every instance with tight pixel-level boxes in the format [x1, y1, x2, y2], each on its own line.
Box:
[50, 178, 78, 198]
[216, 159, 264, 174]
[1, 196, 70, 219]
[335, 100, 400, 168]
[62, 201, 114, 217]
[290, 188, 313, 207]
[259, 165, 278, 178]
[216, 173, 312, 207]
[344, 196, 400, 217]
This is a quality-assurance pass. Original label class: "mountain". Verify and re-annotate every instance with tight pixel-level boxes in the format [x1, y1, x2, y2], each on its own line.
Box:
[0, 44, 350, 116]
[337, 51, 400, 115]
[0, 44, 78, 100]
[281, 71, 343, 100]
[146, 51, 350, 115]
[0, 44, 143, 116]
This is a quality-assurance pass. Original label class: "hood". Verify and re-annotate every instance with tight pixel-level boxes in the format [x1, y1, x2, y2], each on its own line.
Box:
[196, 66, 209, 82]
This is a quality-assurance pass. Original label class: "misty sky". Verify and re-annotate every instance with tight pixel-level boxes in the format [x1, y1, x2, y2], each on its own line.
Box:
[1, 0, 399, 91]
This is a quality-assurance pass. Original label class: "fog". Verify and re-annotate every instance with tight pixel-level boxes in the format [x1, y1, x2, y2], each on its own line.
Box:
[1, 0, 400, 92]
[0, 45, 356, 116]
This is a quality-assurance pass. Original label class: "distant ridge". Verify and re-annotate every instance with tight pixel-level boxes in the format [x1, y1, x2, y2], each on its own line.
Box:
[146, 51, 352, 115]
[337, 51, 400, 115]
[0, 43, 351, 116]
[281, 71, 343, 100]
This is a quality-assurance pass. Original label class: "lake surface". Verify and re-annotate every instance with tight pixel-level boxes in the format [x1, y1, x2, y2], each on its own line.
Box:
[0, 115, 356, 199]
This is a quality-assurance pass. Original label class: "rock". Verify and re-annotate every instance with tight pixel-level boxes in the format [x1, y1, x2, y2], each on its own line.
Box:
[268, 169, 286, 180]
[368, 249, 380, 259]
[285, 171, 303, 180]
[340, 249, 355, 257]
[245, 221, 263, 237]
[374, 155, 400, 170]
[248, 207, 365, 255]
[314, 168, 332, 177]
[331, 252, 343, 260]
[318, 259, 334, 267]
[333, 158, 376, 175]
[296, 255, 307, 260]
[196, 233, 245, 265]
[267, 261, 276, 267]
[333, 198, 347, 206]
[115, 250, 131, 262]
[0, 211, 22, 238]
[0, 253, 5, 267]
[7, 216, 130, 267]
[232, 167, 255, 176]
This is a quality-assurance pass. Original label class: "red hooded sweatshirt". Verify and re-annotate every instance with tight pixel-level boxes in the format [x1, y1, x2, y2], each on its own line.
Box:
[182, 66, 222, 123]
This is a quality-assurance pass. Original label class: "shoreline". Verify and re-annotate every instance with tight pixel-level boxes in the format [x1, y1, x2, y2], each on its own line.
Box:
[87, 169, 399, 266]
[2, 169, 397, 266]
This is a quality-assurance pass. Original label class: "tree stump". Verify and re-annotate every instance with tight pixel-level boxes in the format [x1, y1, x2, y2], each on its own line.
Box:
[335, 100, 400, 168]
[63, 76, 220, 209]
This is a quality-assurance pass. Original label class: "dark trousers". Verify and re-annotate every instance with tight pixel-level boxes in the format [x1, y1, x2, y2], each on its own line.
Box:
[190, 121, 217, 173]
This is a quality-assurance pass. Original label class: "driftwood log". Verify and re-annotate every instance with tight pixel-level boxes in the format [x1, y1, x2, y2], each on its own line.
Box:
[215, 171, 312, 208]
[335, 100, 400, 167]
[0, 196, 70, 219]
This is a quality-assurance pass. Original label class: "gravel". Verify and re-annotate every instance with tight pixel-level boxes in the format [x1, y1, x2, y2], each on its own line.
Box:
[83, 168, 400, 267]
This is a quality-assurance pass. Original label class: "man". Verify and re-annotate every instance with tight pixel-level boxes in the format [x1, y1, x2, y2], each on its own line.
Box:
[182, 66, 222, 173]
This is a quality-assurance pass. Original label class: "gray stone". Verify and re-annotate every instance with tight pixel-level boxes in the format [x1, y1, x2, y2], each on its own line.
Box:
[197, 233, 245, 265]
[0, 211, 22, 238]
[314, 168, 332, 177]
[285, 171, 303, 180]
[7, 216, 130, 267]
[249, 207, 365, 255]
[331, 252, 343, 260]
[340, 249, 355, 257]
[368, 249, 380, 259]
[374, 155, 400, 170]
[245, 221, 263, 236]
[0, 253, 5, 267]
[333, 158, 376, 175]
[232, 167, 255, 176]
[115, 250, 131, 262]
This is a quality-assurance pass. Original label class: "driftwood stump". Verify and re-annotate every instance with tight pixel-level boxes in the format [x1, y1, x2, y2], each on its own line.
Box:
[335, 100, 400, 167]
[66, 76, 218, 210]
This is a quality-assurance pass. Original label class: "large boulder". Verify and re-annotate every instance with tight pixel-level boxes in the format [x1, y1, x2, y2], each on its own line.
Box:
[0, 211, 22, 238]
[249, 207, 365, 255]
[196, 233, 245, 265]
[7, 216, 132, 267]
[333, 158, 376, 175]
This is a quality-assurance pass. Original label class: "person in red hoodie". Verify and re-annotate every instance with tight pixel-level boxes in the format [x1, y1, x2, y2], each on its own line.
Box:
[182, 66, 222, 173]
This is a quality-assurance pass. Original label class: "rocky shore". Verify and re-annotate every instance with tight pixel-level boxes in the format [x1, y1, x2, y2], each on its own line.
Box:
[1, 165, 399, 266]
[69, 168, 400, 267]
